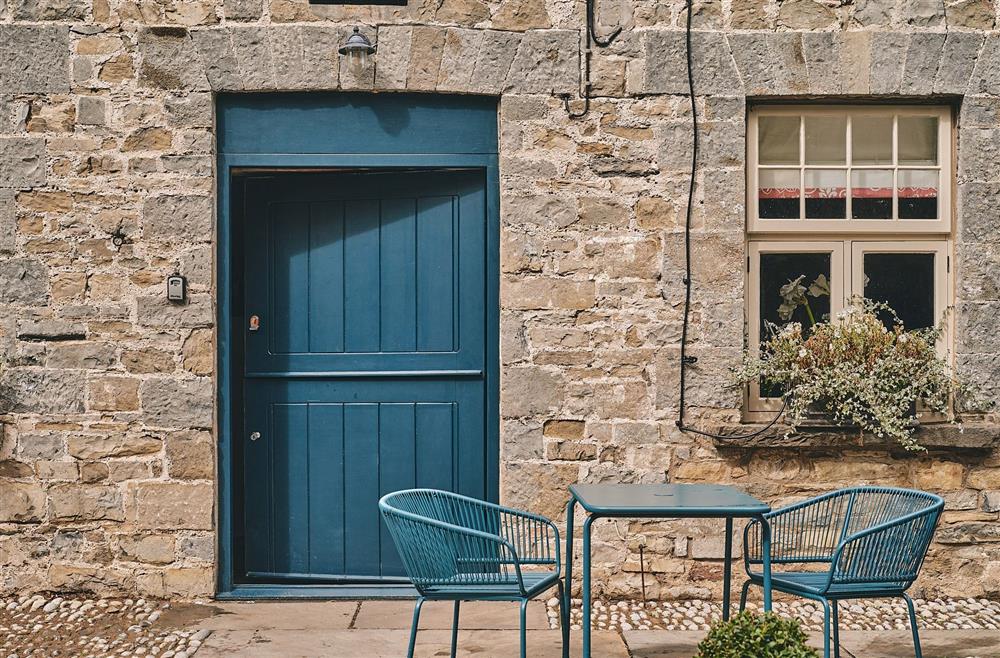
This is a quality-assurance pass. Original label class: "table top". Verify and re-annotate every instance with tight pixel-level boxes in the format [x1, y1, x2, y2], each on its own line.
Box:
[569, 483, 770, 517]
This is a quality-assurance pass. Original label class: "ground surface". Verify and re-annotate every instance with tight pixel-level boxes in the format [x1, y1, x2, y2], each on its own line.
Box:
[3, 596, 1000, 657]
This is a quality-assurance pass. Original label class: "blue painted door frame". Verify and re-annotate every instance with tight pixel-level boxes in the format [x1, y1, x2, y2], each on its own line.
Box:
[216, 93, 500, 599]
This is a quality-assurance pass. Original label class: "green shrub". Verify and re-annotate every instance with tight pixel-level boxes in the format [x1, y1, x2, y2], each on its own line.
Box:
[694, 612, 819, 658]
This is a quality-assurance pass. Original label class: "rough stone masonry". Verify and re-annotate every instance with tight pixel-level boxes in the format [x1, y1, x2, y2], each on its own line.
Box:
[1, 0, 1000, 601]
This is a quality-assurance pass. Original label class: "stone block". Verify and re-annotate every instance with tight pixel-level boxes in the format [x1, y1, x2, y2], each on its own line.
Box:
[502, 461, 579, 520]
[502, 277, 595, 310]
[471, 30, 521, 94]
[501, 419, 543, 460]
[543, 419, 585, 440]
[0, 190, 13, 252]
[48, 484, 125, 521]
[778, 0, 836, 29]
[374, 26, 412, 90]
[839, 32, 872, 95]
[182, 328, 213, 375]
[900, 32, 946, 95]
[164, 93, 213, 128]
[165, 430, 214, 480]
[46, 343, 117, 369]
[852, 0, 893, 26]
[0, 137, 46, 189]
[37, 460, 78, 481]
[16, 321, 84, 344]
[644, 31, 741, 95]
[267, 25, 304, 90]
[914, 460, 966, 491]
[958, 242, 1000, 301]
[438, 28, 483, 93]
[178, 534, 214, 561]
[140, 377, 213, 428]
[968, 467, 1000, 489]
[136, 294, 213, 328]
[728, 33, 775, 96]
[225, 0, 262, 20]
[119, 535, 175, 564]
[870, 32, 909, 95]
[8, 369, 85, 414]
[191, 28, 243, 91]
[17, 434, 65, 460]
[87, 377, 142, 412]
[962, 129, 1000, 182]
[129, 482, 213, 529]
[297, 25, 340, 90]
[500, 366, 565, 417]
[161, 566, 214, 597]
[0, 25, 70, 93]
[983, 490, 1000, 512]
[138, 27, 210, 91]
[547, 440, 597, 461]
[935, 32, 984, 94]
[143, 194, 213, 243]
[231, 26, 274, 90]
[900, 0, 946, 26]
[504, 30, 578, 95]
[959, 183, 1000, 242]
[76, 96, 107, 126]
[504, 193, 577, 229]
[731, 0, 770, 28]
[12, 0, 85, 19]
[802, 33, 842, 95]
[948, 0, 996, 28]
[0, 482, 45, 522]
[936, 521, 1000, 543]
[408, 26, 447, 91]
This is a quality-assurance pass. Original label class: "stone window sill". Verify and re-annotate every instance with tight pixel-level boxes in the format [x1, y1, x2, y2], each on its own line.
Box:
[710, 422, 1000, 452]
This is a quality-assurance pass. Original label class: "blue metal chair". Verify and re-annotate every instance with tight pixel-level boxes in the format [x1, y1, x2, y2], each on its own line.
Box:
[740, 486, 944, 658]
[379, 489, 568, 658]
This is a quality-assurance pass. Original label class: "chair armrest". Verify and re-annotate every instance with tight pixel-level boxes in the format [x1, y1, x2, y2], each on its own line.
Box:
[498, 508, 561, 572]
[830, 505, 941, 587]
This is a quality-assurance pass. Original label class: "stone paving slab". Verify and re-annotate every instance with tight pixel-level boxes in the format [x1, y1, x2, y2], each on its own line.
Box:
[196, 629, 630, 657]
[193, 601, 358, 631]
[837, 629, 1000, 658]
[353, 599, 550, 630]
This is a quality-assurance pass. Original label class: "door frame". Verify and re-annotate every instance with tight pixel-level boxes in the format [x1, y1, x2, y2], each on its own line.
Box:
[215, 95, 500, 599]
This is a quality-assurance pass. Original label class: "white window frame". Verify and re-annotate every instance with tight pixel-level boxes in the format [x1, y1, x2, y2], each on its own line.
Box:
[745, 238, 952, 420]
[748, 105, 952, 234]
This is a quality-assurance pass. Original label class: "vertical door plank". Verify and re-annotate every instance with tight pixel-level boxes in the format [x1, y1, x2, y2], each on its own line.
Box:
[343, 403, 380, 576]
[415, 402, 455, 491]
[270, 202, 310, 355]
[379, 199, 417, 352]
[343, 200, 381, 353]
[308, 202, 346, 353]
[416, 196, 456, 352]
[378, 403, 416, 576]
[271, 403, 310, 574]
[243, 395, 272, 575]
[307, 403, 346, 575]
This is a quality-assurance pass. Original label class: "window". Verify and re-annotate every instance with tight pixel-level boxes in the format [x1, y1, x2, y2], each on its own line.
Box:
[749, 106, 951, 233]
[745, 106, 953, 418]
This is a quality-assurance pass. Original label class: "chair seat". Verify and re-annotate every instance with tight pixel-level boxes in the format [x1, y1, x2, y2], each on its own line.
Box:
[421, 570, 561, 599]
[748, 570, 908, 598]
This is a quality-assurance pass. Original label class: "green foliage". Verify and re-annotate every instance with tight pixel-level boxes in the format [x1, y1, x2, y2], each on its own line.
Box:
[694, 612, 819, 658]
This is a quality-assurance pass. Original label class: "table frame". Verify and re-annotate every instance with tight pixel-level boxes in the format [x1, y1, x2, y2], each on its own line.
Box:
[563, 489, 773, 658]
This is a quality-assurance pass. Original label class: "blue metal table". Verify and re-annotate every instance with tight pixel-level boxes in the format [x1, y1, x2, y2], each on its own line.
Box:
[564, 483, 773, 657]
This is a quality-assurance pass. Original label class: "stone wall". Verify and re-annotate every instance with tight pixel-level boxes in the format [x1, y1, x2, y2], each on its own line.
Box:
[0, 0, 999, 599]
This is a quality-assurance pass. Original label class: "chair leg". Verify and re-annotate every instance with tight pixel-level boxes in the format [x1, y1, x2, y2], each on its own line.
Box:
[739, 580, 751, 613]
[407, 597, 425, 658]
[558, 581, 569, 658]
[450, 600, 461, 658]
[821, 599, 831, 658]
[831, 601, 841, 658]
[520, 598, 529, 658]
[903, 594, 923, 658]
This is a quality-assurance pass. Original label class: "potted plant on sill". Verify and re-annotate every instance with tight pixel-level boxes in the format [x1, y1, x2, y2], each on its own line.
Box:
[732, 277, 980, 451]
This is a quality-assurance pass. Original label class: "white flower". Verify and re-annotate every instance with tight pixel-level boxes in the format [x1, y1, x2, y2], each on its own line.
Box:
[798, 348, 807, 358]
[899, 334, 909, 343]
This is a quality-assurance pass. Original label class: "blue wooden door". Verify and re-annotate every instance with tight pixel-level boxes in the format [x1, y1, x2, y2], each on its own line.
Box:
[240, 170, 487, 583]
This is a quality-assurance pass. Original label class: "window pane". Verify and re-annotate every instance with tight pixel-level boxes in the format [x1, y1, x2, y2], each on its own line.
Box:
[851, 169, 893, 219]
[898, 116, 938, 165]
[898, 169, 938, 219]
[863, 252, 936, 330]
[758, 169, 800, 219]
[804, 116, 846, 165]
[852, 116, 893, 165]
[805, 169, 846, 219]
[760, 252, 833, 396]
[759, 116, 800, 165]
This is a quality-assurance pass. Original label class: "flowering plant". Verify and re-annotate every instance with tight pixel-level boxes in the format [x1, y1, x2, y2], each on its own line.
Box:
[733, 296, 978, 451]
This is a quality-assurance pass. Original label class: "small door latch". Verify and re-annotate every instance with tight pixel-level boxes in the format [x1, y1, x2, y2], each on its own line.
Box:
[249, 431, 261, 442]
[248, 314, 260, 332]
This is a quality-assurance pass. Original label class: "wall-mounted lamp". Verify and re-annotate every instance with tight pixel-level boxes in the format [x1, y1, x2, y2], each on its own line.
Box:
[338, 27, 376, 74]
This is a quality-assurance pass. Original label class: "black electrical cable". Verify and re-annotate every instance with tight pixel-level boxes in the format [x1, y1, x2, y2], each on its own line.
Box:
[563, 0, 621, 118]
[675, 0, 785, 440]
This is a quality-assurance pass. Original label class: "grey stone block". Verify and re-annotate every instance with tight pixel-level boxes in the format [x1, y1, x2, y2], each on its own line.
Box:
[852, 0, 893, 26]
[870, 32, 909, 94]
[728, 33, 776, 95]
[900, 32, 946, 95]
[0, 25, 70, 93]
[959, 128, 1000, 183]
[505, 29, 578, 95]
[191, 28, 243, 91]
[900, 0, 946, 26]
[12, 0, 87, 20]
[76, 96, 107, 126]
[17, 319, 86, 341]
[230, 26, 274, 91]
[136, 294, 213, 328]
[969, 34, 1000, 95]
[767, 33, 809, 95]
[297, 25, 339, 90]
[471, 30, 521, 94]
[7, 369, 85, 414]
[374, 25, 413, 91]
[935, 32, 984, 94]
[143, 195, 213, 244]
[164, 93, 213, 128]
[438, 28, 483, 93]
[644, 31, 741, 95]
[0, 258, 47, 304]
[957, 302, 1000, 353]
[140, 378, 214, 429]
[961, 96, 1000, 127]
[224, 0, 263, 21]
[0, 189, 14, 252]
[267, 25, 304, 90]
[957, 242, 1000, 301]
[802, 32, 841, 94]
[138, 27, 210, 91]
[958, 182, 1000, 242]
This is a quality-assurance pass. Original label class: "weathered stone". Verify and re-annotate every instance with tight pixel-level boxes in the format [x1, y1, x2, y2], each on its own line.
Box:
[48, 485, 125, 521]
[129, 482, 213, 529]
[852, 0, 893, 26]
[0, 189, 14, 251]
[802, 33, 842, 95]
[914, 461, 966, 490]
[959, 183, 1000, 242]
[500, 366, 565, 417]
[435, 0, 489, 23]
[165, 430, 214, 480]
[936, 521, 1000, 543]
[191, 28, 243, 91]
[87, 377, 142, 412]
[0, 137, 46, 189]
[408, 26, 447, 91]
[231, 26, 275, 90]
[778, 0, 836, 29]
[99, 54, 134, 84]
[543, 419, 585, 440]
[164, 93, 213, 128]
[437, 28, 483, 92]
[727, 33, 775, 96]
[900, 32, 946, 95]
[140, 377, 213, 428]
[68, 433, 160, 460]
[935, 32, 985, 94]
[644, 31, 741, 95]
[968, 467, 1000, 489]
[505, 193, 577, 229]
[948, 0, 996, 28]
[0, 25, 70, 93]
[182, 328, 213, 375]
[960, 128, 1000, 183]
[501, 419, 543, 459]
[119, 535, 176, 564]
[0, 460, 33, 478]
[143, 194, 213, 243]
[13, 0, 87, 19]
[900, 0, 946, 26]
[502, 277, 595, 310]
[471, 30, 521, 93]
[17, 434, 65, 460]
[731, 0, 770, 28]
[492, 0, 551, 30]
[76, 96, 107, 126]
[17, 319, 86, 341]
[225, 0, 262, 20]
[7, 369, 85, 414]
[178, 534, 214, 561]
[123, 348, 176, 374]
[138, 28, 209, 92]
[0, 259, 50, 304]
[504, 30, 578, 95]
[546, 440, 597, 461]
[502, 461, 578, 520]
[47, 343, 117, 369]
[296, 25, 340, 90]
[0, 482, 45, 522]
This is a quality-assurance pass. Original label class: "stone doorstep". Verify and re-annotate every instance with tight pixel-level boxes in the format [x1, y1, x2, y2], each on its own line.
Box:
[192, 601, 358, 631]
[351, 599, 550, 630]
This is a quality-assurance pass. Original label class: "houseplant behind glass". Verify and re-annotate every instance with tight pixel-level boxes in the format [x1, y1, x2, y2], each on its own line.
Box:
[733, 277, 980, 451]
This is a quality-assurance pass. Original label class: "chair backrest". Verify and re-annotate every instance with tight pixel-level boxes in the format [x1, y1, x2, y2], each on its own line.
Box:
[379, 489, 516, 592]
[832, 486, 943, 587]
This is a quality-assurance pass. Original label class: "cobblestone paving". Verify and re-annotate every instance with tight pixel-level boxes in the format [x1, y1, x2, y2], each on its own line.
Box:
[547, 597, 1000, 633]
[1, 596, 212, 658]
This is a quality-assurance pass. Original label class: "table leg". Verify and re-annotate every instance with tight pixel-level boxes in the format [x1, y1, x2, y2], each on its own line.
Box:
[563, 499, 574, 658]
[760, 515, 773, 612]
[582, 515, 594, 658]
[723, 517, 733, 621]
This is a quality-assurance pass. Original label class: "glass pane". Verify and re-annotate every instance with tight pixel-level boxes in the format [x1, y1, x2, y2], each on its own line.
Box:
[804, 116, 846, 165]
[852, 116, 893, 165]
[760, 252, 833, 396]
[863, 252, 936, 330]
[898, 169, 938, 219]
[805, 169, 846, 219]
[758, 169, 800, 219]
[898, 116, 938, 165]
[759, 116, 800, 165]
[851, 169, 893, 219]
